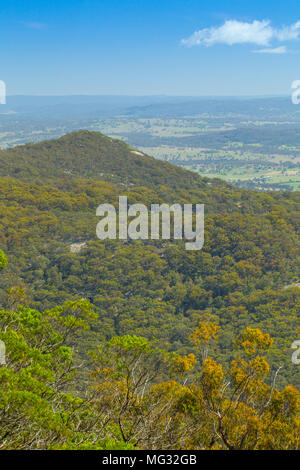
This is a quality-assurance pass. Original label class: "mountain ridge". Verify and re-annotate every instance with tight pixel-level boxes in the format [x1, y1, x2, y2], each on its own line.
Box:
[0, 130, 299, 389]
[1, 130, 217, 191]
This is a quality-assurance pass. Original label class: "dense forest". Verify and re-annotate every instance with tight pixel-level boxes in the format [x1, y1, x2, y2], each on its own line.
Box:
[0, 130, 299, 449]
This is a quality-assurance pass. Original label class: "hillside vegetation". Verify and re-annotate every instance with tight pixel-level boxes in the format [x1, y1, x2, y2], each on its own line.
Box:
[0, 131, 299, 449]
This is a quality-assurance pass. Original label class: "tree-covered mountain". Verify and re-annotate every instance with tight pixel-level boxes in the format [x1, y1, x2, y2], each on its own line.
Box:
[0, 130, 207, 190]
[0, 130, 299, 394]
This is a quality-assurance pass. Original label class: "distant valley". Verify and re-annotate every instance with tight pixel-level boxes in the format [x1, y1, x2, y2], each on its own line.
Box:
[1, 95, 300, 191]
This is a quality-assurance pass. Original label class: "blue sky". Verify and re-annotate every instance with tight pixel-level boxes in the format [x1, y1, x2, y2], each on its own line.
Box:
[1, 0, 300, 95]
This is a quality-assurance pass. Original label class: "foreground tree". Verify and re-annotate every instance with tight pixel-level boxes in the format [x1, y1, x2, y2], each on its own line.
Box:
[89, 335, 197, 449]
[180, 323, 300, 449]
[0, 293, 133, 449]
[0, 253, 299, 449]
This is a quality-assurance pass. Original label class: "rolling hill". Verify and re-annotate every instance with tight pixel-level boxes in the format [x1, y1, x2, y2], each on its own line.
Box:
[0, 130, 299, 389]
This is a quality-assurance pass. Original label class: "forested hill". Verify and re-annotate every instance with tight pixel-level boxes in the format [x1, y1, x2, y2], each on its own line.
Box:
[0, 129, 299, 214]
[0, 130, 210, 191]
[0, 131, 299, 390]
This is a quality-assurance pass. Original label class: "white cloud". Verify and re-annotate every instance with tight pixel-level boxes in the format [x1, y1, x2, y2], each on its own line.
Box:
[181, 19, 300, 49]
[253, 46, 287, 54]
[276, 21, 300, 41]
